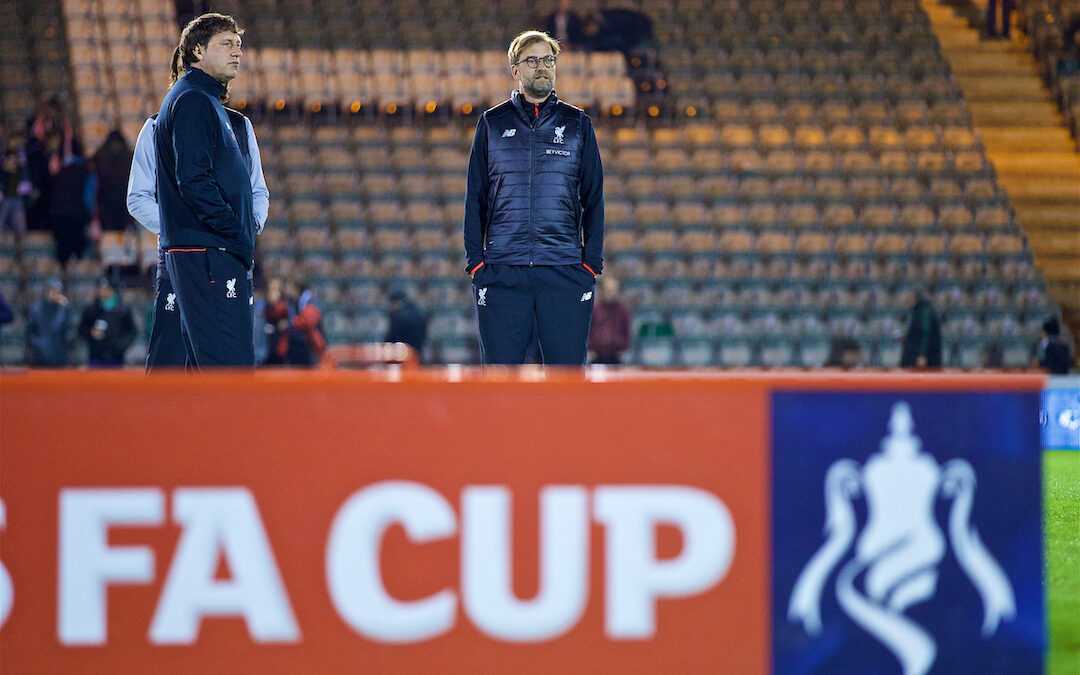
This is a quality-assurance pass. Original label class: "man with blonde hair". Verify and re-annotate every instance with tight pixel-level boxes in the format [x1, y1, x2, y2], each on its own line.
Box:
[464, 30, 605, 365]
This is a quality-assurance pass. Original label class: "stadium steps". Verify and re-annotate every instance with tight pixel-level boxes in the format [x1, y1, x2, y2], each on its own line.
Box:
[965, 101, 1064, 126]
[923, 0, 1080, 333]
[980, 127, 1077, 152]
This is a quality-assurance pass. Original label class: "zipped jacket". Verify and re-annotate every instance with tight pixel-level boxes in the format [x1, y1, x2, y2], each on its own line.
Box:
[155, 68, 255, 264]
[464, 90, 604, 274]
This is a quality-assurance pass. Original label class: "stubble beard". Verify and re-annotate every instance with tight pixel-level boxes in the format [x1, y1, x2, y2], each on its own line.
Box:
[525, 75, 553, 100]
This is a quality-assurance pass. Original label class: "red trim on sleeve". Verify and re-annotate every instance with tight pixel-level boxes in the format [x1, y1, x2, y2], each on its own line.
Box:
[583, 263, 597, 276]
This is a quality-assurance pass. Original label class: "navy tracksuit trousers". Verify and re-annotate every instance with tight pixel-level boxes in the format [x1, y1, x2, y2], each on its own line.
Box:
[145, 271, 187, 371]
[164, 247, 254, 368]
[473, 263, 595, 366]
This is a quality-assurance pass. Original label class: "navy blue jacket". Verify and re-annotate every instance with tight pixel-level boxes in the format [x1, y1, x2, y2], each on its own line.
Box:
[464, 90, 604, 274]
[155, 68, 255, 264]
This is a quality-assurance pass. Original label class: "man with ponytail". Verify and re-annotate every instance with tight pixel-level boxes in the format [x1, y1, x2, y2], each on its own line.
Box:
[153, 13, 257, 368]
[129, 44, 268, 370]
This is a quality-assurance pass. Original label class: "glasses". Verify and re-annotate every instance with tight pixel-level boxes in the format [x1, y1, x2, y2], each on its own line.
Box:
[514, 55, 557, 69]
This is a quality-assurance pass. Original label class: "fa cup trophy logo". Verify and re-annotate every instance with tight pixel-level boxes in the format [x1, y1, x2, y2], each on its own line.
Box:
[788, 402, 1015, 675]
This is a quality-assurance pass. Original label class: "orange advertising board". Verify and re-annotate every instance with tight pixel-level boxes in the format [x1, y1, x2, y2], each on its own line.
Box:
[0, 370, 776, 673]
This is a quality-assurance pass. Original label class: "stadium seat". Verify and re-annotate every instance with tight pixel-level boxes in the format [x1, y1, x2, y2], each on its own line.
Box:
[899, 205, 935, 231]
[717, 338, 754, 368]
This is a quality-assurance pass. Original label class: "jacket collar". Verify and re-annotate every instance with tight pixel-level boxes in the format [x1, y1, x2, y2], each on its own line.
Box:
[182, 67, 227, 100]
[510, 89, 559, 125]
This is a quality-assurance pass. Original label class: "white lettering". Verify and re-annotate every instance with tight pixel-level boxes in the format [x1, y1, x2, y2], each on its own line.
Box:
[0, 499, 11, 628]
[462, 486, 588, 641]
[594, 486, 735, 639]
[58, 489, 164, 645]
[326, 481, 457, 643]
[149, 488, 299, 644]
[48, 482, 736, 646]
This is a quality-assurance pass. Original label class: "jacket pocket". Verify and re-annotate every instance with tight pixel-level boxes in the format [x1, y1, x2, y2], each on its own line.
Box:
[204, 250, 215, 286]
[485, 176, 503, 242]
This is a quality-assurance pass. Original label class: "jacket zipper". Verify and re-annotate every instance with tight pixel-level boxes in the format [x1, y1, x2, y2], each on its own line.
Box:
[529, 104, 537, 266]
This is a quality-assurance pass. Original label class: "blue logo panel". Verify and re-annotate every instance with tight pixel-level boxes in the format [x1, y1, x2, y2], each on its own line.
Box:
[771, 392, 1042, 674]
[1041, 378, 1080, 450]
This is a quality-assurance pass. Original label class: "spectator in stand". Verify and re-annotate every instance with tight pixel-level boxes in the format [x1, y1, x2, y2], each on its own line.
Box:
[545, 0, 585, 50]
[26, 278, 71, 367]
[78, 279, 136, 367]
[47, 144, 96, 268]
[252, 285, 269, 365]
[825, 336, 866, 369]
[28, 96, 76, 152]
[986, 0, 1013, 39]
[92, 130, 134, 232]
[582, 8, 653, 54]
[263, 278, 288, 365]
[1057, 7, 1080, 75]
[1, 131, 29, 240]
[0, 289, 12, 362]
[900, 288, 943, 369]
[264, 278, 326, 367]
[385, 289, 428, 359]
[589, 276, 630, 364]
[25, 97, 79, 232]
[1036, 317, 1074, 374]
[24, 130, 55, 231]
[174, 0, 213, 30]
[982, 341, 1005, 369]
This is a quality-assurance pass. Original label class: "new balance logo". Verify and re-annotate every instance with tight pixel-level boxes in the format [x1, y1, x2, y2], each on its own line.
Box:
[226, 278, 237, 299]
[580, 291, 593, 302]
[164, 292, 176, 311]
[477, 287, 487, 306]
[553, 125, 565, 144]
[502, 129, 516, 138]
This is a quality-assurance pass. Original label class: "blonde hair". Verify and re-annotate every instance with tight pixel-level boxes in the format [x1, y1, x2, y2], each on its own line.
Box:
[507, 30, 561, 66]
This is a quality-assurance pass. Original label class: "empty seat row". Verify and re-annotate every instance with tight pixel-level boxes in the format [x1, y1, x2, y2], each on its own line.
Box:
[227, 48, 634, 113]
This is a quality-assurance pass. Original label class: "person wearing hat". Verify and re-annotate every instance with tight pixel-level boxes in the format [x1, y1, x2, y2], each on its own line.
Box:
[77, 279, 136, 367]
[1037, 317, 1074, 374]
[26, 278, 71, 366]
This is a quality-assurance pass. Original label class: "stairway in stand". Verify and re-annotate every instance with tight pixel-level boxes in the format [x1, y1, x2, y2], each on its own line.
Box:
[923, 0, 1080, 333]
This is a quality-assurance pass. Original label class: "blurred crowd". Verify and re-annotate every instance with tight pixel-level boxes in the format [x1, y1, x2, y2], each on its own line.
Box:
[1, 97, 137, 269]
[544, 0, 655, 55]
[1016, 0, 1080, 136]
[0, 96, 343, 368]
[4, 272, 342, 369]
[0, 91, 1072, 371]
